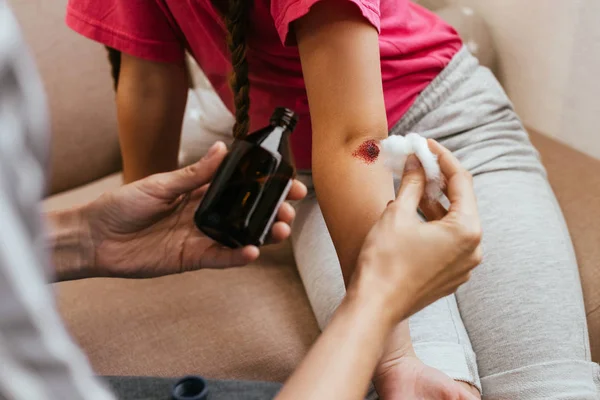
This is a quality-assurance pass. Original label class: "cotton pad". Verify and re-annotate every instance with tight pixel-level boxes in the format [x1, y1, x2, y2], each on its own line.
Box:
[379, 133, 443, 201]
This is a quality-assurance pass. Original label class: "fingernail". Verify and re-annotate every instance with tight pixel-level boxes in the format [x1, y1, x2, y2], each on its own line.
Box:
[405, 156, 421, 172]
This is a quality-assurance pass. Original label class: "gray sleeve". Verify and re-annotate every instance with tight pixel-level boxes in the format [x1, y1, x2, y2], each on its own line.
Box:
[0, 3, 115, 399]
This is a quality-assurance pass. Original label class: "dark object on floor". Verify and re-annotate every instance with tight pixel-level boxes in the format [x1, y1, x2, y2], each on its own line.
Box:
[103, 376, 282, 400]
[172, 375, 208, 400]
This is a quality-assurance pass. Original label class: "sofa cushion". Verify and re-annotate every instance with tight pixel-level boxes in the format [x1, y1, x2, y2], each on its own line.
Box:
[54, 241, 319, 381]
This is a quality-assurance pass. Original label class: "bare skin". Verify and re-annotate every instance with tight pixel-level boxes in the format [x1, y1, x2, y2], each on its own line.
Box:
[295, 2, 481, 398]
[116, 54, 188, 183]
[49, 142, 307, 281]
[276, 142, 482, 400]
[109, 2, 481, 397]
[50, 138, 481, 400]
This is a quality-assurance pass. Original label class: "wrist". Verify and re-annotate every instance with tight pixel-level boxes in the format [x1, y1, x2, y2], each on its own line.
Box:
[47, 205, 95, 281]
[347, 259, 413, 327]
[344, 278, 398, 334]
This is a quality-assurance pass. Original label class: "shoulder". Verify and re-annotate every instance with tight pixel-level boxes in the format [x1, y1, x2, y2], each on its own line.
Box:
[269, 0, 382, 45]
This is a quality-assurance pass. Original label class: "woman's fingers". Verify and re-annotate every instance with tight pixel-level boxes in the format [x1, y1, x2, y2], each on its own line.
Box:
[419, 198, 447, 221]
[269, 221, 292, 243]
[427, 139, 478, 217]
[394, 155, 427, 213]
[287, 179, 308, 201]
[196, 244, 260, 269]
[149, 141, 228, 198]
[455, 382, 482, 400]
[276, 202, 296, 225]
[427, 140, 482, 259]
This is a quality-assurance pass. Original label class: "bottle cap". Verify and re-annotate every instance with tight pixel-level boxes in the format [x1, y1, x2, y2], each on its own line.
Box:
[270, 107, 298, 132]
[171, 375, 209, 400]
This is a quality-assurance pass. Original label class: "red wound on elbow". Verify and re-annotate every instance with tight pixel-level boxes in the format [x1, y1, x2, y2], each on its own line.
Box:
[352, 139, 380, 164]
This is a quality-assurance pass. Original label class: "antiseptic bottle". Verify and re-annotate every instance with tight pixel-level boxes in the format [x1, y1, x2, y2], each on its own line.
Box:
[194, 107, 298, 248]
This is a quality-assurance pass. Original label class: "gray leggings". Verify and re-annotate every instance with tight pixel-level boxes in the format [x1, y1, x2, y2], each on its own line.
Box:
[291, 47, 600, 399]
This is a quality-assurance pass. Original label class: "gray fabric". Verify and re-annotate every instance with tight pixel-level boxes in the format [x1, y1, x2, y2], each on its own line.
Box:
[103, 376, 282, 400]
[0, 3, 115, 400]
[292, 47, 600, 399]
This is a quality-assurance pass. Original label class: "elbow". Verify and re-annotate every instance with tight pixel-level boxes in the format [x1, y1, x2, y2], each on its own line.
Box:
[317, 115, 389, 149]
[311, 123, 388, 179]
[341, 124, 388, 152]
[312, 122, 388, 164]
[335, 114, 389, 143]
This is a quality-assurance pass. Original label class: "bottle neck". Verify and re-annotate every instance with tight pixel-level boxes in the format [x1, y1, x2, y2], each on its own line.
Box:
[259, 126, 289, 156]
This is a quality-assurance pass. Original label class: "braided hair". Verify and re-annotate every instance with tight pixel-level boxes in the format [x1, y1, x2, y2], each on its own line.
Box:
[218, 0, 252, 139]
[104, 0, 252, 139]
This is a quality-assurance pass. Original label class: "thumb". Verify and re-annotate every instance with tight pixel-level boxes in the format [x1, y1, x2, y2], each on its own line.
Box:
[454, 381, 481, 400]
[458, 387, 481, 400]
[394, 155, 426, 212]
[150, 141, 228, 197]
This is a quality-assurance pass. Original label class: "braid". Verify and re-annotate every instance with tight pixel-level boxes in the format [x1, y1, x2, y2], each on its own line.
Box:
[223, 0, 252, 139]
[105, 47, 121, 91]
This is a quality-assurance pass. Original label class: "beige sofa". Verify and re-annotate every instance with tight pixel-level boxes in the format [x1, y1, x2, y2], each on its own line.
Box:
[10, 0, 599, 383]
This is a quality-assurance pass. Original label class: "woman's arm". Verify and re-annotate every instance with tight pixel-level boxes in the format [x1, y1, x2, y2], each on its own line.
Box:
[276, 290, 393, 399]
[277, 140, 483, 399]
[117, 54, 188, 183]
[47, 208, 92, 282]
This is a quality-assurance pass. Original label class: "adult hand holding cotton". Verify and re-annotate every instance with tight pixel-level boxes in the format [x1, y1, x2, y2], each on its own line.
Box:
[379, 133, 443, 201]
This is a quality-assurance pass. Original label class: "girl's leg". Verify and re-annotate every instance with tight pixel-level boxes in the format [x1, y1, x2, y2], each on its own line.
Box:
[290, 185, 380, 400]
[292, 179, 482, 393]
[290, 182, 346, 331]
[293, 47, 599, 399]
[400, 49, 600, 398]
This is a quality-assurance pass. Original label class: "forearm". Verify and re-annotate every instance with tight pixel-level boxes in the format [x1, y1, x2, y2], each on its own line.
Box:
[296, 0, 415, 369]
[277, 290, 393, 400]
[46, 208, 94, 282]
[117, 54, 188, 183]
[313, 134, 415, 359]
[313, 136, 392, 282]
[297, 0, 394, 282]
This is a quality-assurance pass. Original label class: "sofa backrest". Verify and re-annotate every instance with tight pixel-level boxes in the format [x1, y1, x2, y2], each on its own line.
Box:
[414, 0, 451, 10]
[9, 0, 121, 195]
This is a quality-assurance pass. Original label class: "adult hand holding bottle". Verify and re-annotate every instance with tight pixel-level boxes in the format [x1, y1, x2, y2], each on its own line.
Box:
[49, 141, 307, 281]
[276, 139, 482, 400]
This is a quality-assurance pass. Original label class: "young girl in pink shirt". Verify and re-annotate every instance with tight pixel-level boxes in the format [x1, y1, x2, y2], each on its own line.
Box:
[67, 0, 600, 398]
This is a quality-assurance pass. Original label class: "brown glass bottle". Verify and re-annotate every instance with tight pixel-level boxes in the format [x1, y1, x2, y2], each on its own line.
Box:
[194, 108, 298, 248]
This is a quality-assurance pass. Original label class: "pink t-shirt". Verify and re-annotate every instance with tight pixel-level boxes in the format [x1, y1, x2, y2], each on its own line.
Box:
[66, 0, 462, 169]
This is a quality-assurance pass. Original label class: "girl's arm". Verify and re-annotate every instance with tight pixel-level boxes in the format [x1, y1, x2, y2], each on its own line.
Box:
[117, 54, 188, 183]
[294, 0, 415, 383]
[295, 1, 394, 283]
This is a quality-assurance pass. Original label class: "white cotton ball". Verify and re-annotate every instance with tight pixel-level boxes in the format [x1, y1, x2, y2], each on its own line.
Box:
[405, 134, 443, 201]
[379, 133, 443, 201]
[379, 135, 410, 178]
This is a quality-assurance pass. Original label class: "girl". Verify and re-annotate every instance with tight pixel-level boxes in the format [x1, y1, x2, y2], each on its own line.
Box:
[66, 0, 599, 398]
